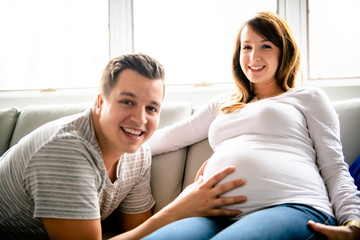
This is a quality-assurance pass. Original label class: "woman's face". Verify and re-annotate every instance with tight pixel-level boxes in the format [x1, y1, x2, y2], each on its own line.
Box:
[239, 26, 280, 86]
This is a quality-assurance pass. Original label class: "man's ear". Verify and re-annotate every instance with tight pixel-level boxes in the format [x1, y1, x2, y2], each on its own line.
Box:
[96, 94, 104, 114]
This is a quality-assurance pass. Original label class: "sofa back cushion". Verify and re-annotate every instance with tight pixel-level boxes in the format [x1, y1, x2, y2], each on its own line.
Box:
[9, 101, 194, 146]
[151, 102, 193, 212]
[9, 104, 89, 147]
[333, 98, 360, 166]
[0, 108, 20, 156]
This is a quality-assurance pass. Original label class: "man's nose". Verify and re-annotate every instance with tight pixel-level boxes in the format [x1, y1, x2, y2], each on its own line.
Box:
[131, 107, 147, 124]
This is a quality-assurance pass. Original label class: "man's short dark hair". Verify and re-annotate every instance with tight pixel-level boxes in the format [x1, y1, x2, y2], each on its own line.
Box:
[100, 53, 165, 98]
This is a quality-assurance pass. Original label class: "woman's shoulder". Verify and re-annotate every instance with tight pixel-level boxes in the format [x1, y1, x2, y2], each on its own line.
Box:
[288, 86, 323, 94]
[284, 87, 333, 112]
[286, 86, 328, 100]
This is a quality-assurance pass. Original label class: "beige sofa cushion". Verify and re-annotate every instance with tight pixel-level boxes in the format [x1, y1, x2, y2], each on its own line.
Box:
[10, 104, 88, 147]
[10, 101, 193, 147]
[182, 139, 213, 189]
[333, 98, 360, 166]
[151, 102, 193, 212]
[0, 108, 19, 156]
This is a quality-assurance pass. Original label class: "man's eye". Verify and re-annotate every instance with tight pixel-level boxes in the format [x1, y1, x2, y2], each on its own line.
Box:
[120, 100, 133, 105]
[146, 106, 157, 113]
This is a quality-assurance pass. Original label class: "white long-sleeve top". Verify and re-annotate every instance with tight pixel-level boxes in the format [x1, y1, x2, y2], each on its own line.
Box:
[149, 87, 360, 224]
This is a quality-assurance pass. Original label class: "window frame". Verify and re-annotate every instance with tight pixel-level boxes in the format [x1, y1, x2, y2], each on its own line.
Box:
[109, 0, 133, 58]
[280, 0, 360, 87]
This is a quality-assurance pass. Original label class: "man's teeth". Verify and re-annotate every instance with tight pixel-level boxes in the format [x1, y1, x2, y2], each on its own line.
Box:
[250, 66, 264, 70]
[122, 127, 141, 136]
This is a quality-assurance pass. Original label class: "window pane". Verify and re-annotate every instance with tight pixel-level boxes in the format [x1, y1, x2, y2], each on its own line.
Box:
[0, 0, 109, 91]
[133, 0, 277, 85]
[308, 0, 360, 79]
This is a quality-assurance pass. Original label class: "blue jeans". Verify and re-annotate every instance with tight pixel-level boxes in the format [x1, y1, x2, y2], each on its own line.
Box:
[143, 203, 336, 240]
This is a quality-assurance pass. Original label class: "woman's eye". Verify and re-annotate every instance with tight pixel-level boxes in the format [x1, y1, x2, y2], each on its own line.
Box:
[262, 44, 272, 49]
[242, 45, 251, 50]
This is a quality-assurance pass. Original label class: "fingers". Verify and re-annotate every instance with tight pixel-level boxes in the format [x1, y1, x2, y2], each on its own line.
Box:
[204, 208, 243, 217]
[213, 195, 247, 208]
[194, 160, 209, 182]
[186, 166, 247, 218]
[308, 220, 325, 232]
[211, 178, 246, 197]
[201, 166, 236, 188]
[199, 166, 246, 205]
[308, 220, 333, 232]
[307, 220, 347, 237]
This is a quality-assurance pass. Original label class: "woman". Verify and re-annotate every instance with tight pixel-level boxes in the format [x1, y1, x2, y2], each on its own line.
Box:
[145, 12, 360, 239]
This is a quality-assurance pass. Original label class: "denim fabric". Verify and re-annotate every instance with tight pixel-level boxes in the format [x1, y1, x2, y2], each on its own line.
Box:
[143, 203, 336, 240]
[349, 154, 360, 190]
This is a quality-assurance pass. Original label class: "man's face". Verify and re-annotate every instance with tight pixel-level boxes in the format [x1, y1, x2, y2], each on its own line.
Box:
[95, 69, 164, 156]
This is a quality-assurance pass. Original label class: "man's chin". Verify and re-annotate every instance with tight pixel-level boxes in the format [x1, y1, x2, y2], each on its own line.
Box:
[124, 144, 143, 154]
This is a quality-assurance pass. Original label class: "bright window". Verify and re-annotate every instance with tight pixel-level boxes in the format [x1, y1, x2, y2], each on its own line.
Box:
[133, 0, 277, 86]
[0, 0, 109, 91]
[1, 1, 359, 93]
[308, 0, 360, 80]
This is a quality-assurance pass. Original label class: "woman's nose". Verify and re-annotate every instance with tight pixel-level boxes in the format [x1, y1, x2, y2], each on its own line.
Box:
[250, 49, 261, 61]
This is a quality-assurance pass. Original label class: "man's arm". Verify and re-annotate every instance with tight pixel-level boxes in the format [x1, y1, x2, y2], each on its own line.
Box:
[42, 166, 245, 240]
[110, 166, 247, 240]
[116, 210, 153, 232]
[42, 218, 102, 240]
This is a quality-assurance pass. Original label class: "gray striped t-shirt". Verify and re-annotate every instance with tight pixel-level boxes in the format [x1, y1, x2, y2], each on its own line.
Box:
[0, 108, 155, 239]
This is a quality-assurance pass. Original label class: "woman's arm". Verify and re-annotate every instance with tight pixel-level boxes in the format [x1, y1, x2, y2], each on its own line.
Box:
[110, 166, 246, 240]
[148, 93, 229, 155]
[304, 88, 360, 225]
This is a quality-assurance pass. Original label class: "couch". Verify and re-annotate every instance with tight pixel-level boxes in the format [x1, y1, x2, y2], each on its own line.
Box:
[1, 97, 360, 238]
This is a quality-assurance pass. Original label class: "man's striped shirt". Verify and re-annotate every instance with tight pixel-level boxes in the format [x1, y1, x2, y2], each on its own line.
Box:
[0, 108, 155, 239]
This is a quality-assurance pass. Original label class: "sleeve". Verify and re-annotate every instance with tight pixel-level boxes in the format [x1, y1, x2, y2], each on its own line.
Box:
[25, 138, 102, 220]
[305, 88, 360, 224]
[118, 145, 155, 214]
[148, 93, 229, 155]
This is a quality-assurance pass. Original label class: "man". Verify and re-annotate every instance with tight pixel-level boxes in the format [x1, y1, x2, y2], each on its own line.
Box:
[0, 54, 246, 239]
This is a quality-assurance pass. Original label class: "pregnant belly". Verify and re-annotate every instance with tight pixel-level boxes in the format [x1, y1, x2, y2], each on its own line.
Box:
[202, 138, 322, 214]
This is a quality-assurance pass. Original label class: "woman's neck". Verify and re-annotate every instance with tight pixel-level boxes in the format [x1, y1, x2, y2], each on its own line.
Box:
[253, 83, 285, 100]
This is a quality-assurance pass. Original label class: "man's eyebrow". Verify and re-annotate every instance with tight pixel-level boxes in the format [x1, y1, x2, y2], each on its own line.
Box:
[119, 91, 161, 107]
[150, 100, 161, 107]
[119, 92, 136, 98]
